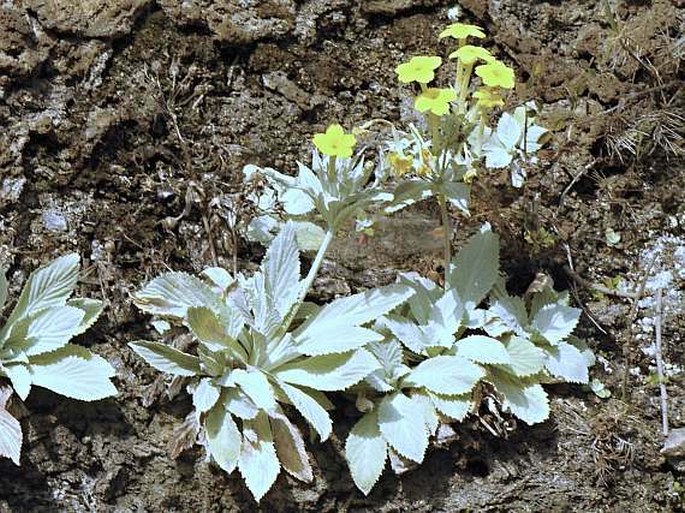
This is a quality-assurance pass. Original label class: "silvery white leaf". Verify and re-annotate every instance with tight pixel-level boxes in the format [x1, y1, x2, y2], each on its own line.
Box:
[450, 229, 500, 308]
[205, 402, 241, 474]
[129, 340, 201, 377]
[4, 254, 79, 329]
[345, 410, 387, 496]
[0, 386, 22, 465]
[238, 416, 280, 502]
[275, 349, 379, 391]
[378, 392, 428, 463]
[29, 344, 117, 401]
[270, 409, 312, 482]
[262, 222, 300, 320]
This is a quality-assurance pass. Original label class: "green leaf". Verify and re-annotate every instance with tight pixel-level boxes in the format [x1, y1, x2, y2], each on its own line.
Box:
[455, 335, 511, 365]
[294, 284, 414, 355]
[378, 392, 428, 463]
[428, 392, 472, 421]
[405, 355, 485, 395]
[367, 338, 404, 375]
[429, 289, 465, 335]
[192, 378, 221, 413]
[293, 221, 326, 252]
[263, 333, 300, 370]
[201, 267, 234, 291]
[67, 298, 104, 336]
[398, 272, 440, 324]
[205, 401, 241, 473]
[129, 340, 201, 377]
[29, 344, 117, 401]
[489, 372, 549, 425]
[277, 381, 332, 440]
[4, 254, 79, 328]
[450, 229, 499, 308]
[365, 338, 407, 391]
[345, 410, 387, 496]
[443, 181, 470, 214]
[263, 222, 300, 320]
[545, 341, 589, 384]
[297, 325, 383, 355]
[186, 306, 246, 360]
[531, 303, 580, 344]
[275, 349, 379, 391]
[133, 272, 219, 318]
[505, 336, 546, 377]
[23, 306, 85, 356]
[487, 293, 528, 337]
[412, 392, 439, 434]
[3, 364, 31, 401]
[380, 316, 431, 354]
[384, 180, 432, 214]
[238, 415, 280, 502]
[225, 388, 260, 420]
[0, 386, 22, 465]
[270, 409, 312, 482]
[398, 272, 443, 324]
[232, 369, 277, 412]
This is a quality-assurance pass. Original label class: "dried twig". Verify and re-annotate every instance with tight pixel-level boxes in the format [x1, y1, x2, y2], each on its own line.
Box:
[654, 288, 669, 436]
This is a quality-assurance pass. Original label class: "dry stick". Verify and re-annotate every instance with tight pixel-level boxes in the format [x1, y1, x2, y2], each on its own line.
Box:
[654, 288, 669, 436]
[562, 243, 609, 335]
[563, 263, 640, 300]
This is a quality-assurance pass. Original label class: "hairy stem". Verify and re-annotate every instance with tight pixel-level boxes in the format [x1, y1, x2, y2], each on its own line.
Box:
[438, 192, 452, 286]
[282, 228, 335, 332]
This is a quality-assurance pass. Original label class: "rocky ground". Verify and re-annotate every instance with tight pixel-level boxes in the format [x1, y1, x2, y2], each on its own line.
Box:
[0, 0, 684, 511]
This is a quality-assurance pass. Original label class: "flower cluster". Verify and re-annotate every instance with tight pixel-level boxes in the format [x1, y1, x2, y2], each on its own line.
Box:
[393, 22, 515, 121]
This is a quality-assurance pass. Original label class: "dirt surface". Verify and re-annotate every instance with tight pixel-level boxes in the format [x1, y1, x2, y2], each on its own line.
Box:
[1, 0, 684, 511]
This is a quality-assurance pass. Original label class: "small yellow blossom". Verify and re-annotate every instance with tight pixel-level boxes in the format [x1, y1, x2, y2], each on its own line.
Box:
[312, 124, 357, 158]
[473, 87, 504, 108]
[475, 60, 515, 89]
[417, 164, 432, 177]
[395, 56, 442, 84]
[439, 23, 486, 41]
[388, 152, 413, 176]
[414, 87, 457, 116]
[417, 148, 434, 177]
[463, 168, 478, 183]
[448, 45, 495, 65]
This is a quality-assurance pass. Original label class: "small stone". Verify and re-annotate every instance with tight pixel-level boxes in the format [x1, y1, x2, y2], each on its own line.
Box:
[42, 209, 68, 232]
[662, 427, 685, 458]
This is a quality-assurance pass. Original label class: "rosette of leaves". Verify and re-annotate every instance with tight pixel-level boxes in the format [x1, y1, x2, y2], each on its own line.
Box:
[0, 254, 117, 465]
[130, 223, 413, 501]
[243, 149, 392, 249]
[344, 227, 594, 494]
[469, 105, 548, 187]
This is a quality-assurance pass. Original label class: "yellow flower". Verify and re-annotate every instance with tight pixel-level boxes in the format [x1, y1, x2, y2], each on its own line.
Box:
[473, 87, 504, 108]
[312, 124, 357, 158]
[463, 168, 478, 183]
[388, 152, 413, 176]
[395, 56, 442, 84]
[417, 148, 434, 177]
[448, 45, 495, 65]
[417, 164, 432, 177]
[414, 87, 457, 116]
[475, 60, 515, 89]
[439, 23, 486, 41]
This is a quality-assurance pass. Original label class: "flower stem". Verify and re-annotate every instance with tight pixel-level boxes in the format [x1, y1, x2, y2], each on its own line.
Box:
[282, 228, 335, 332]
[438, 192, 452, 287]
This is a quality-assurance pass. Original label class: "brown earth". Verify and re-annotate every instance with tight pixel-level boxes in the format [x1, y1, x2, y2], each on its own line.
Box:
[0, 0, 684, 511]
